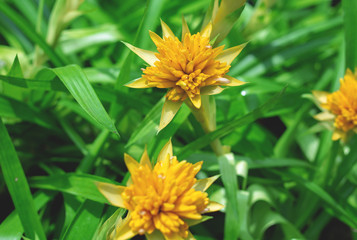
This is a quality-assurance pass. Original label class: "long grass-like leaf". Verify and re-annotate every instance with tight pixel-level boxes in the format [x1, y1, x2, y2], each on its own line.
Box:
[0, 119, 47, 240]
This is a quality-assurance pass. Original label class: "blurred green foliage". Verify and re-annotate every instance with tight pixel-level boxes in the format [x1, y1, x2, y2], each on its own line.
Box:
[1, 0, 357, 239]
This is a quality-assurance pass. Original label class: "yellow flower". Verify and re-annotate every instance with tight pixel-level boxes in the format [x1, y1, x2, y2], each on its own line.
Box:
[124, 18, 246, 130]
[312, 69, 357, 141]
[96, 140, 223, 240]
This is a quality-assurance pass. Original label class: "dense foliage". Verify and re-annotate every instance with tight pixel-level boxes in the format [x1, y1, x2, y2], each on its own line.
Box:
[1, 0, 357, 239]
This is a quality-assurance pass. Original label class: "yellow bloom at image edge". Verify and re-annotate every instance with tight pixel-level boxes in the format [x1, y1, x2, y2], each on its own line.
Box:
[96, 140, 223, 240]
[313, 68, 357, 141]
[124, 18, 247, 130]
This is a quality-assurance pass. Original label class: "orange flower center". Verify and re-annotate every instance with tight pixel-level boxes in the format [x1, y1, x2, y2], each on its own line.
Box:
[121, 156, 209, 238]
[323, 72, 357, 132]
[143, 33, 230, 101]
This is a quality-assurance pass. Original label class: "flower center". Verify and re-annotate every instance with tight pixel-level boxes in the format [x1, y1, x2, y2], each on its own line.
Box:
[324, 76, 357, 132]
[121, 157, 208, 238]
[143, 33, 230, 101]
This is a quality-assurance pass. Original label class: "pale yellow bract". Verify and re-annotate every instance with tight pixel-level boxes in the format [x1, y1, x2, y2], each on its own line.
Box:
[313, 69, 357, 141]
[96, 140, 223, 240]
[124, 18, 247, 130]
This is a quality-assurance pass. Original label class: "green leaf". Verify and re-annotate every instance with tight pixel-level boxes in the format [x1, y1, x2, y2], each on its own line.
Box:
[0, 95, 57, 129]
[60, 200, 104, 240]
[49, 65, 118, 135]
[0, 191, 54, 240]
[219, 153, 240, 240]
[29, 173, 118, 204]
[0, 118, 46, 240]
[0, 4, 66, 67]
[343, 0, 357, 69]
[178, 87, 286, 158]
[273, 169, 357, 228]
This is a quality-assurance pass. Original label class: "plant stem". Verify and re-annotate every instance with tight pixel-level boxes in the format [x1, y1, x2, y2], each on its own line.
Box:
[186, 95, 225, 156]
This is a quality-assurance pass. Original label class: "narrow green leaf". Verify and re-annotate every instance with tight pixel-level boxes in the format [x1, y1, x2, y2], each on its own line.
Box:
[29, 173, 118, 204]
[343, 0, 357, 69]
[219, 153, 240, 240]
[0, 191, 54, 240]
[0, 95, 57, 129]
[273, 169, 357, 228]
[61, 200, 104, 240]
[178, 87, 286, 158]
[50, 65, 118, 135]
[0, 118, 46, 240]
[0, 4, 66, 67]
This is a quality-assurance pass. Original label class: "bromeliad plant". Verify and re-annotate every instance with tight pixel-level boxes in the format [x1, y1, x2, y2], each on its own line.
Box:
[96, 140, 222, 240]
[313, 69, 357, 142]
[125, 18, 246, 132]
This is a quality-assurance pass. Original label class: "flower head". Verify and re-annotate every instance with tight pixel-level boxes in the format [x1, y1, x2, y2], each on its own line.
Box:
[313, 69, 357, 141]
[96, 140, 223, 240]
[125, 18, 246, 130]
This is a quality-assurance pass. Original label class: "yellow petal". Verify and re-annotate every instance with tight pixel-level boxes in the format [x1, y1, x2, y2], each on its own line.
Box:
[201, 22, 212, 39]
[122, 42, 158, 66]
[124, 153, 140, 174]
[160, 19, 175, 39]
[312, 90, 329, 104]
[125, 78, 150, 88]
[332, 129, 344, 141]
[204, 201, 224, 213]
[95, 182, 126, 208]
[193, 175, 219, 192]
[159, 100, 183, 131]
[200, 86, 224, 95]
[313, 111, 335, 121]
[189, 94, 201, 109]
[185, 232, 195, 240]
[112, 214, 137, 240]
[163, 232, 184, 240]
[215, 42, 247, 65]
[216, 75, 247, 87]
[140, 146, 152, 169]
[149, 31, 163, 46]
[181, 16, 190, 41]
[158, 139, 173, 162]
[146, 230, 166, 240]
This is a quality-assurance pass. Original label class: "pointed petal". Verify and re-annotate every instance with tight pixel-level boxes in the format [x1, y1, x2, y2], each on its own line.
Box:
[215, 42, 247, 65]
[158, 139, 173, 162]
[124, 153, 140, 174]
[122, 42, 158, 66]
[201, 22, 212, 38]
[181, 16, 190, 41]
[204, 201, 224, 213]
[125, 78, 150, 88]
[159, 100, 183, 131]
[185, 231, 195, 240]
[312, 90, 329, 104]
[163, 232, 184, 240]
[140, 146, 152, 169]
[113, 214, 137, 240]
[150, 31, 164, 46]
[314, 111, 335, 121]
[146, 230, 166, 240]
[96, 182, 126, 208]
[332, 129, 344, 141]
[189, 94, 201, 109]
[193, 175, 219, 192]
[220, 75, 246, 86]
[201, 86, 224, 95]
[161, 19, 175, 39]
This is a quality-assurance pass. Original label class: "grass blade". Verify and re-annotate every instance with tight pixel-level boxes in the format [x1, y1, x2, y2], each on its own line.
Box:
[179, 86, 286, 158]
[343, 0, 357, 69]
[0, 118, 47, 240]
[50, 65, 118, 135]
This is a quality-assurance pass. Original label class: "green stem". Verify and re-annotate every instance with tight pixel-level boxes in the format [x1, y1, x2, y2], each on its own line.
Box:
[186, 95, 225, 156]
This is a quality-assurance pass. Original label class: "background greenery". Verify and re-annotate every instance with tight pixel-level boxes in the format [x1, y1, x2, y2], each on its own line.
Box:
[1, 0, 357, 239]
